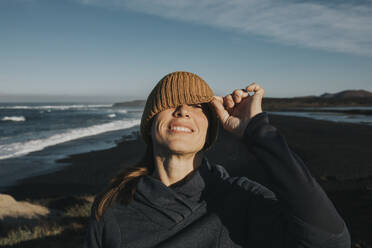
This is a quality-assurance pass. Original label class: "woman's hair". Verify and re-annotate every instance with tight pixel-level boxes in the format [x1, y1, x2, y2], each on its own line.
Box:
[92, 142, 155, 221]
[92, 103, 213, 221]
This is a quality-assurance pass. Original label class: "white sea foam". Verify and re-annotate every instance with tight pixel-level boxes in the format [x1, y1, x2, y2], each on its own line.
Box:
[1, 116, 26, 122]
[0, 104, 112, 110]
[116, 109, 128, 114]
[0, 119, 140, 160]
[108, 114, 116, 118]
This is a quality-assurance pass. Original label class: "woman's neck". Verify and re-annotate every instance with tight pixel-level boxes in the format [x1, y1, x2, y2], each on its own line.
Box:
[151, 151, 203, 186]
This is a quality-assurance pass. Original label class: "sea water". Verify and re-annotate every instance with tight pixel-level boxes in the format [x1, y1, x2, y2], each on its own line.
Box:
[267, 106, 372, 126]
[1, 103, 371, 188]
[0, 102, 143, 187]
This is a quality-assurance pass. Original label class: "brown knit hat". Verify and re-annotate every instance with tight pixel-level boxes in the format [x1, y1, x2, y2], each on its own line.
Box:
[140, 71, 218, 151]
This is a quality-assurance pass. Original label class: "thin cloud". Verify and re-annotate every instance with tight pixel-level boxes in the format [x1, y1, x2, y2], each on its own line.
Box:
[78, 0, 372, 56]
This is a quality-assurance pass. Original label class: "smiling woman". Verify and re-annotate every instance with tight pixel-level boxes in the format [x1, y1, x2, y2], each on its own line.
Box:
[152, 103, 209, 153]
[149, 102, 211, 186]
[84, 71, 350, 248]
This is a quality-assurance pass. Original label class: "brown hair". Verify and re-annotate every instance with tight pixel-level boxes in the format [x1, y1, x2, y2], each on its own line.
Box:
[92, 143, 154, 221]
[92, 103, 214, 221]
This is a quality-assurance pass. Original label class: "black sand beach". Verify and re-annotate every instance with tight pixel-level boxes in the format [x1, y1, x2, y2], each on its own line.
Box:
[2, 113, 372, 247]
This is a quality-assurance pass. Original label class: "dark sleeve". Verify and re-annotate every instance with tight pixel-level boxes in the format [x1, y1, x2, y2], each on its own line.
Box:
[84, 215, 104, 248]
[83, 207, 121, 248]
[240, 112, 350, 247]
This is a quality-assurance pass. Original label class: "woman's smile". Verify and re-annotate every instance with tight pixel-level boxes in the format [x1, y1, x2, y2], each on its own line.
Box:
[151, 103, 209, 154]
[169, 126, 193, 133]
[168, 121, 194, 134]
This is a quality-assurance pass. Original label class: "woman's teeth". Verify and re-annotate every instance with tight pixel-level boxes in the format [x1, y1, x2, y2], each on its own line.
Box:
[171, 126, 192, 132]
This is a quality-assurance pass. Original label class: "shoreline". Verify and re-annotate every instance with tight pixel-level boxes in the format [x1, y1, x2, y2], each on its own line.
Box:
[271, 108, 372, 116]
[1, 109, 370, 189]
[4, 113, 372, 198]
[2, 113, 372, 246]
[0, 125, 140, 189]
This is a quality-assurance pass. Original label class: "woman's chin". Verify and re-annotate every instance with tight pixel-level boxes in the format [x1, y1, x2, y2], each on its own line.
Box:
[166, 142, 202, 155]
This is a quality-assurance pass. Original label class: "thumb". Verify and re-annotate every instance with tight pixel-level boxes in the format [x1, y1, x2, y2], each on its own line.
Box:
[210, 96, 230, 123]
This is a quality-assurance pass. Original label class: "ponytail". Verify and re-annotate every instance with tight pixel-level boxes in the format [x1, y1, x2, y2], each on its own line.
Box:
[92, 145, 154, 221]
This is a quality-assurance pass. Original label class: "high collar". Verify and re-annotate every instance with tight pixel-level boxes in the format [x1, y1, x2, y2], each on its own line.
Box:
[136, 157, 212, 205]
[133, 157, 218, 224]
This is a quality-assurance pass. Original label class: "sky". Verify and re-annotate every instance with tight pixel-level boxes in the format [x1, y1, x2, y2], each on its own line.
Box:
[1, 0, 372, 102]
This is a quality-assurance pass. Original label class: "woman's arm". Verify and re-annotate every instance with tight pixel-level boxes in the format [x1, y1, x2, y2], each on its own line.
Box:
[83, 207, 121, 248]
[242, 111, 350, 247]
[210, 83, 350, 247]
[84, 215, 104, 248]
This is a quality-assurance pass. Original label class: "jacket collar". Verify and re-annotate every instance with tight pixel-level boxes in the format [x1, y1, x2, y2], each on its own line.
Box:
[133, 157, 217, 224]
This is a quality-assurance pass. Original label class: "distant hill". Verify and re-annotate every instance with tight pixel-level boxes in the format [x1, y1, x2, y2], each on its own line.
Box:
[112, 89, 372, 110]
[262, 89, 372, 110]
[112, 100, 146, 107]
[263, 90, 372, 110]
[320, 90, 372, 98]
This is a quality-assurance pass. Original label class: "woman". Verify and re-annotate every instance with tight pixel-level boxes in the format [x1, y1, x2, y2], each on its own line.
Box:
[84, 71, 350, 248]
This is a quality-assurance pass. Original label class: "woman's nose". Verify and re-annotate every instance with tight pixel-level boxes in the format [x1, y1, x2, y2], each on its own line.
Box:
[174, 105, 190, 118]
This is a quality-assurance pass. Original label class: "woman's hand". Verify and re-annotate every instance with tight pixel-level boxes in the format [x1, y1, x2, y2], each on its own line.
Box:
[209, 82, 265, 138]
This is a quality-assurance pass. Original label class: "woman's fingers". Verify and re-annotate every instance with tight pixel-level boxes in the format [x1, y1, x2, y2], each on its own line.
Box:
[224, 87, 254, 108]
[232, 89, 249, 103]
[223, 94, 234, 109]
[210, 96, 230, 123]
[212, 83, 264, 121]
[245, 82, 265, 97]
[210, 83, 265, 137]
[223, 88, 251, 112]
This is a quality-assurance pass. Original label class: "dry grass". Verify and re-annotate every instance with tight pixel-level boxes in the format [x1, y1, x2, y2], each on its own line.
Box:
[0, 195, 93, 247]
[0, 194, 50, 220]
[1, 194, 371, 248]
[0, 224, 64, 246]
[64, 201, 92, 218]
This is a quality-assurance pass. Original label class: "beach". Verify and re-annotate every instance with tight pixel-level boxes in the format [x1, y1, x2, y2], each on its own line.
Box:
[3, 0, 372, 245]
[2, 113, 372, 247]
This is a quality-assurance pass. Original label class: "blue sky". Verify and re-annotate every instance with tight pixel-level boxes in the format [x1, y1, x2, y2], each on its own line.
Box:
[1, 0, 372, 102]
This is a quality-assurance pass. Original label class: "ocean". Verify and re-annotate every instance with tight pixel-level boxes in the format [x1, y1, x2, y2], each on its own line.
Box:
[267, 106, 372, 126]
[0, 102, 142, 187]
[0, 102, 371, 188]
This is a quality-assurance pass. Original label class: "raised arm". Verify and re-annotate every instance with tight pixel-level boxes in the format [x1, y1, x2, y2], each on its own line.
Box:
[242, 111, 350, 247]
[209, 83, 350, 248]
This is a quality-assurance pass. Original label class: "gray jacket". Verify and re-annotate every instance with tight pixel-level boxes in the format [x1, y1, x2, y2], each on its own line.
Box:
[84, 112, 350, 248]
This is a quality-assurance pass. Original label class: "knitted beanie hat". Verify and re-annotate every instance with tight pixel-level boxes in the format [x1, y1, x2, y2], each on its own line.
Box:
[140, 71, 218, 151]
